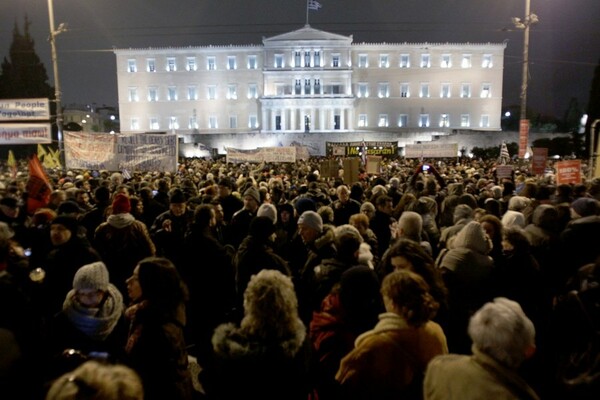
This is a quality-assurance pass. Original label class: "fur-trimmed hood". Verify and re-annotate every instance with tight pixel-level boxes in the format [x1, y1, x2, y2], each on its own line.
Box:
[313, 224, 336, 252]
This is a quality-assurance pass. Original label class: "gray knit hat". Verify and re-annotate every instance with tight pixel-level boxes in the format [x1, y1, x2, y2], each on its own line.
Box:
[73, 261, 109, 291]
[257, 203, 278, 224]
[298, 210, 323, 233]
[243, 186, 260, 204]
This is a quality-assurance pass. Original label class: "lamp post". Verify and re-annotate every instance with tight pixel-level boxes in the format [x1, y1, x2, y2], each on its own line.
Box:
[512, 0, 538, 158]
[47, 0, 67, 168]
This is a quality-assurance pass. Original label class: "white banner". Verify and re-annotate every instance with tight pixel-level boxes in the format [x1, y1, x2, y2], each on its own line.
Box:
[0, 123, 52, 144]
[404, 143, 458, 158]
[226, 147, 297, 164]
[0, 98, 50, 121]
[65, 131, 177, 172]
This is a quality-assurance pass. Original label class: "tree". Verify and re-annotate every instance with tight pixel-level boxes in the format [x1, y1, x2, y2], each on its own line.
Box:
[0, 16, 54, 159]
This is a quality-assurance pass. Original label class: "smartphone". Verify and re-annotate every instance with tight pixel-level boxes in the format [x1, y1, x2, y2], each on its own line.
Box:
[423, 165, 430, 171]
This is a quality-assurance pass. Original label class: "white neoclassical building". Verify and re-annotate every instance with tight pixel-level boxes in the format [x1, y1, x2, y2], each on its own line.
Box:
[114, 25, 506, 146]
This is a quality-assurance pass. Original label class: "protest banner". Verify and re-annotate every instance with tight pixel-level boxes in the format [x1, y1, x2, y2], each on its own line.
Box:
[404, 143, 458, 158]
[556, 160, 582, 185]
[366, 156, 382, 174]
[0, 123, 52, 144]
[531, 148, 548, 175]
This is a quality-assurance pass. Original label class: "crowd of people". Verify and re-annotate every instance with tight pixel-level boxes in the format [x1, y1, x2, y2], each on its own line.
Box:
[0, 155, 599, 399]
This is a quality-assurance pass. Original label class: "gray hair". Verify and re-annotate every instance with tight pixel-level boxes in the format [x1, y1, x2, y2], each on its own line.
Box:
[468, 297, 535, 369]
[397, 211, 423, 242]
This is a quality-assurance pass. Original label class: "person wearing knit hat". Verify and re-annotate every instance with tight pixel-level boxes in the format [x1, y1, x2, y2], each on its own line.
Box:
[227, 185, 261, 247]
[111, 193, 131, 215]
[73, 261, 110, 292]
[257, 203, 278, 224]
[570, 197, 600, 218]
[294, 197, 317, 216]
[298, 211, 323, 235]
[243, 185, 261, 205]
[50, 215, 80, 245]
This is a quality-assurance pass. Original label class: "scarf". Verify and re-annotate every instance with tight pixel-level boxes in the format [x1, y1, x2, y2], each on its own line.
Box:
[63, 284, 124, 341]
[124, 300, 148, 354]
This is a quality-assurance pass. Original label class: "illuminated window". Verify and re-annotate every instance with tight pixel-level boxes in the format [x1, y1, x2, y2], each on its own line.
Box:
[400, 83, 410, 98]
[169, 116, 179, 129]
[419, 114, 430, 127]
[247, 55, 257, 69]
[461, 54, 472, 68]
[378, 82, 389, 98]
[207, 56, 216, 70]
[398, 114, 408, 127]
[304, 51, 311, 67]
[148, 87, 158, 102]
[249, 115, 258, 129]
[247, 83, 258, 99]
[128, 87, 139, 102]
[358, 54, 368, 68]
[149, 117, 159, 130]
[379, 54, 389, 68]
[358, 114, 368, 127]
[461, 83, 471, 98]
[188, 86, 197, 101]
[358, 83, 369, 98]
[482, 54, 493, 68]
[378, 114, 389, 127]
[304, 78, 311, 95]
[461, 114, 470, 127]
[229, 115, 237, 129]
[227, 56, 237, 70]
[130, 118, 139, 130]
[441, 54, 452, 68]
[332, 54, 340, 67]
[127, 59, 137, 73]
[166, 57, 177, 72]
[421, 54, 430, 68]
[480, 115, 490, 127]
[227, 84, 237, 100]
[480, 83, 491, 98]
[167, 86, 177, 101]
[314, 79, 321, 94]
[189, 116, 198, 129]
[440, 83, 451, 98]
[274, 54, 284, 68]
[207, 85, 216, 100]
[294, 51, 301, 67]
[147, 59, 156, 72]
[314, 51, 321, 67]
[208, 116, 218, 129]
[400, 54, 410, 68]
[186, 57, 197, 71]
[420, 83, 430, 98]
[440, 114, 450, 127]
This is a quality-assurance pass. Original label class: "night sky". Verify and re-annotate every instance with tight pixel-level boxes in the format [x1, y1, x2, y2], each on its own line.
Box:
[1, 0, 599, 119]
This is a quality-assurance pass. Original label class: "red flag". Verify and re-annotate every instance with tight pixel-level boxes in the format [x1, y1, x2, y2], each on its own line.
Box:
[26, 154, 52, 214]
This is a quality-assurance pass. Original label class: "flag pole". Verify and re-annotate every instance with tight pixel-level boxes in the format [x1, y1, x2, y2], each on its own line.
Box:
[306, 0, 309, 25]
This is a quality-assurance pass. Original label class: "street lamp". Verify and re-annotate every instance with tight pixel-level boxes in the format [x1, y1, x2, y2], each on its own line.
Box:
[512, 0, 538, 158]
[47, 0, 67, 168]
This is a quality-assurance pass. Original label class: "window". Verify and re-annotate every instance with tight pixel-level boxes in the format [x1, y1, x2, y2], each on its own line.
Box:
[314, 51, 321, 67]
[207, 85, 216, 100]
[358, 114, 368, 127]
[128, 87, 139, 102]
[275, 115, 282, 131]
[358, 83, 369, 98]
[480, 115, 490, 128]
[147, 59, 156, 72]
[440, 83, 451, 98]
[480, 83, 491, 98]
[482, 54, 493, 68]
[167, 86, 177, 101]
[461, 54, 472, 68]
[229, 115, 237, 129]
[358, 54, 368, 68]
[127, 59, 137, 73]
[420, 83, 430, 98]
[304, 51, 311, 67]
[332, 54, 340, 67]
[247, 55, 257, 69]
[148, 87, 158, 102]
[227, 84, 237, 100]
[419, 114, 430, 127]
[274, 54, 284, 68]
[149, 117, 160, 130]
[421, 54, 430, 68]
[248, 83, 258, 99]
[400, 54, 410, 68]
[400, 83, 410, 98]
[398, 114, 408, 128]
[166, 57, 177, 72]
[440, 114, 450, 127]
[188, 86, 197, 100]
[378, 114, 389, 127]
[208, 116, 218, 129]
[304, 78, 311, 95]
[334, 114, 340, 130]
[227, 56, 237, 70]
[461, 83, 471, 98]
[461, 114, 470, 127]
[441, 54, 452, 68]
[377, 82, 389, 98]
[295, 79, 302, 95]
[169, 116, 179, 129]
[314, 79, 321, 94]
[294, 51, 301, 67]
[186, 57, 196, 71]
[249, 115, 258, 129]
[331, 84, 341, 94]
[189, 116, 198, 129]
[207, 56, 216, 70]
[379, 54, 389, 68]
[130, 118, 139, 130]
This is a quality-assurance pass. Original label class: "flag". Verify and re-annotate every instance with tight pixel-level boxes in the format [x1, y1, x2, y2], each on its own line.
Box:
[7, 150, 17, 179]
[308, 0, 322, 10]
[499, 142, 510, 165]
[361, 140, 367, 168]
[37, 143, 47, 160]
[26, 154, 52, 214]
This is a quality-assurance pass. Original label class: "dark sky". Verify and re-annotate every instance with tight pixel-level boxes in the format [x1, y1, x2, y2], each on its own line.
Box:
[2, 0, 599, 118]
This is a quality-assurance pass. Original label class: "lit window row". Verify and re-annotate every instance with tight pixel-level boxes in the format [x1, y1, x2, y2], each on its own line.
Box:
[356, 53, 493, 69]
[127, 55, 259, 72]
[127, 84, 259, 102]
[354, 83, 493, 98]
[131, 115, 259, 131]
[273, 53, 340, 68]
[357, 114, 491, 128]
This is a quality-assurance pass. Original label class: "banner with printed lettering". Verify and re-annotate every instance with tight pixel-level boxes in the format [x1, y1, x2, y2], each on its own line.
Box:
[225, 147, 297, 164]
[555, 160, 582, 185]
[404, 143, 458, 158]
[326, 141, 398, 157]
[531, 148, 548, 175]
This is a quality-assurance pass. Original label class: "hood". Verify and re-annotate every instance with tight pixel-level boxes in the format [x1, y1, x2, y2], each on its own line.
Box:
[107, 213, 135, 229]
[501, 210, 526, 228]
[532, 204, 558, 230]
[452, 221, 492, 254]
